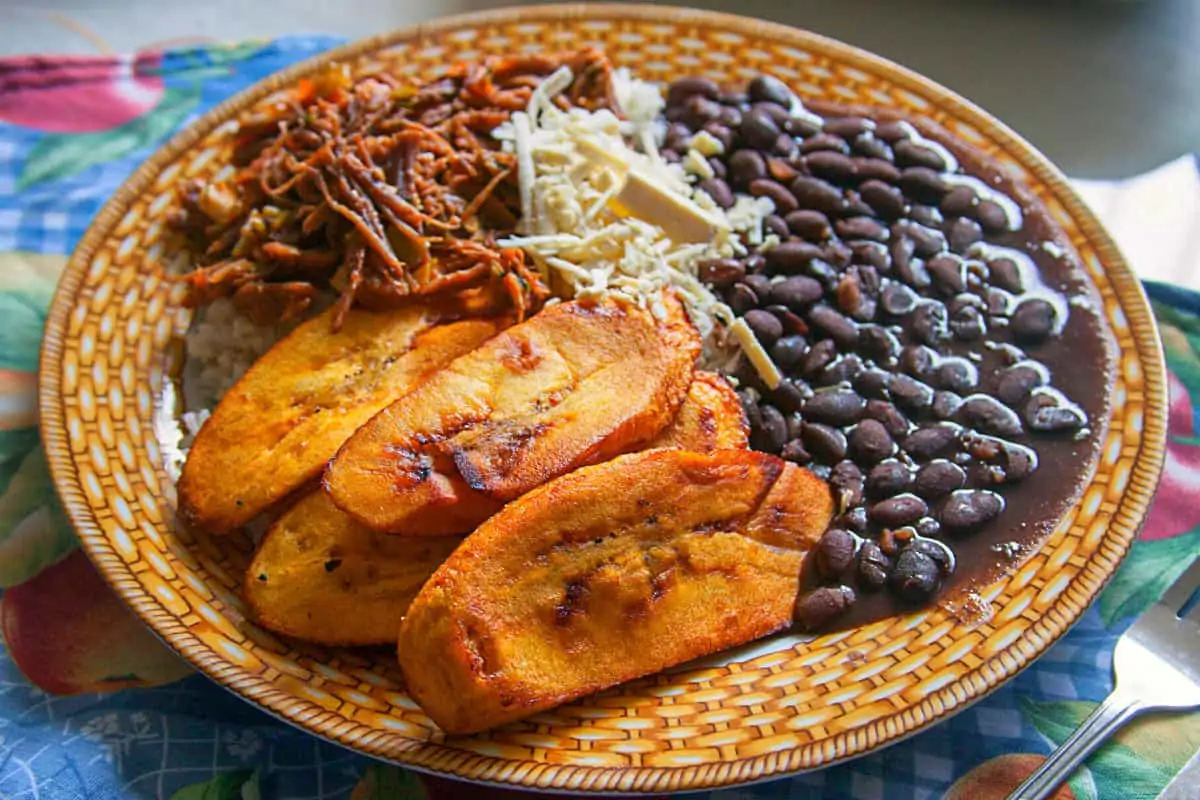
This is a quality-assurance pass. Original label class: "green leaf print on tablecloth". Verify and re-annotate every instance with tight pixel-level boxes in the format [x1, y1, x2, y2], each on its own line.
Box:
[17, 85, 201, 190]
[169, 769, 261, 800]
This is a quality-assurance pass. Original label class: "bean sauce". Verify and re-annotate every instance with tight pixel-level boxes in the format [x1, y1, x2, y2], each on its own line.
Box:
[664, 76, 1116, 632]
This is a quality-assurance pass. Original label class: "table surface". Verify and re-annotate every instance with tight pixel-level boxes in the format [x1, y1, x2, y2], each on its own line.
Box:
[3, 0, 1198, 180]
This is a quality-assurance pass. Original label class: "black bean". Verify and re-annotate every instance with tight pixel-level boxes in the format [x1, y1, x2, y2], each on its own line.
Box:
[667, 76, 720, 106]
[949, 217, 984, 254]
[816, 353, 865, 386]
[889, 234, 915, 275]
[749, 178, 799, 215]
[939, 489, 1004, 532]
[894, 221, 946, 258]
[803, 151, 858, 184]
[801, 338, 838, 377]
[859, 325, 901, 365]
[790, 176, 845, 214]
[795, 585, 856, 631]
[895, 253, 932, 290]
[772, 377, 811, 415]
[932, 390, 963, 420]
[729, 149, 768, 188]
[851, 241, 891, 273]
[1001, 440, 1038, 481]
[843, 191, 875, 218]
[765, 241, 824, 274]
[927, 254, 966, 296]
[904, 424, 960, 460]
[987, 287, 1015, 317]
[785, 114, 822, 138]
[857, 542, 890, 589]
[742, 108, 782, 150]
[898, 345, 934, 379]
[699, 178, 734, 209]
[802, 422, 848, 463]
[914, 460, 966, 499]
[681, 95, 723, 129]
[964, 433, 1038, 482]
[854, 367, 893, 399]
[660, 148, 682, 164]
[823, 116, 873, 139]
[889, 373, 935, 412]
[909, 204, 944, 229]
[899, 167, 948, 204]
[769, 304, 807, 336]
[838, 506, 869, 534]
[770, 337, 808, 374]
[996, 363, 1048, 407]
[784, 210, 832, 240]
[915, 517, 942, 538]
[865, 399, 910, 438]
[911, 538, 954, 573]
[848, 418, 896, 465]
[957, 394, 1023, 437]
[1011, 298, 1058, 344]
[745, 253, 767, 276]
[748, 74, 793, 107]
[808, 305, 860, 348]
[764, 214, 790, 238]
[803, 390, 864, 427]
[988, 257, 1025, 293]
[852, 134, 893, 161]
[717, 106, 743, 130]
[875, 120, 912, 142]
[781, 439, 812, 464]
[889, 547, 941, 603]
[769, 275, 824, 311]
[860, 180, 906, 220]
[895, 139, 947, 170]
[880, 281, 918, 316]
[975, 200, 1010, 233]
[698, 258, 745, 287]
[854, 158, 902, 183]
[871, 493, 928, 527]
[830, 461, 866, 509]
[755, 403, 788, 454]
[1024, 389, 1087, 432]
[866, 459, 913, 497]
[934, 357, 979, 393]
[910, 300, 950, 345]
[836, 217, 889, 242]
[816, 528, 858, 580]
[664, 121, 692, 150]
[949, 304, 988, 341]
[822, 241, 853, 269]
[801, 133, 850, 155]
[727, 283, 758, 314]
[743, 308, 784, 347]
[835, 272, 876, 322]
[940, 185, 978, 217]
[743, 273, 772, 298]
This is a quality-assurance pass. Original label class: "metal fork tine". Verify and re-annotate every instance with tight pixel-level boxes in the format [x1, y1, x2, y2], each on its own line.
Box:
[1160, 556, 1200, 616]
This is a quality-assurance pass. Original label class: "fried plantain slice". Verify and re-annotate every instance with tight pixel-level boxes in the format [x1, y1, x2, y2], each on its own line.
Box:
[646, 371, 748, 452]
[178, 305, 507, 534]
[324, 293, 701, 536]
[244, 491, 460, 646]
[396, 448, 832, 734]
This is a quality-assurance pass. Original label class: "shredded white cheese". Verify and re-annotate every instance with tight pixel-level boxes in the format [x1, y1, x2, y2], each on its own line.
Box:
[493, 68, 780, 387]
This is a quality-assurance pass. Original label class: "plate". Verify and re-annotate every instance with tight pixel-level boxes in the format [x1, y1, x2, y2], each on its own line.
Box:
[38, 3, 1167, 793]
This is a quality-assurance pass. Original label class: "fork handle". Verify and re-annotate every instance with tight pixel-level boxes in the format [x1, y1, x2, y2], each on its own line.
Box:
[1007, 687, 1147, 800]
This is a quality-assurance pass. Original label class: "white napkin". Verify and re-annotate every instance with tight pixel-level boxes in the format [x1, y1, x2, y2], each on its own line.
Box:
[1071, 156, 1200, 291]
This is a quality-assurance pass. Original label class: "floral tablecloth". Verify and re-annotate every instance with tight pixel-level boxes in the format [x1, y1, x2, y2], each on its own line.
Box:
[1, 36, 1199, 800]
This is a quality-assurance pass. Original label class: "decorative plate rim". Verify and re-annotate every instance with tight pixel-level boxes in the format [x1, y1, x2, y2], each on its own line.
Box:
[38, 3, 1168, 793]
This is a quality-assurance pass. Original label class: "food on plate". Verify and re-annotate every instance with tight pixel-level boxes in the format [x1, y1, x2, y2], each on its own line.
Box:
[397, 448, 833, 734]
[647, 371, 748, 451]
[244, 492, 460, 645]
[164, 43, 1116, 734]
[178, 304, 508, 534]
[323, 292, 701, 536]
[169, 49, 618, 328]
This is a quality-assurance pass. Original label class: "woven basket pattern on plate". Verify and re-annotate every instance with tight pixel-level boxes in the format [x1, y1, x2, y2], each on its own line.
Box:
[38, 4, 1166, 793]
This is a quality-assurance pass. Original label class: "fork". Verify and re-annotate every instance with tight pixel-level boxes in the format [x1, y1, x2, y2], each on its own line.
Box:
[1007, 557, 1200, 800]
